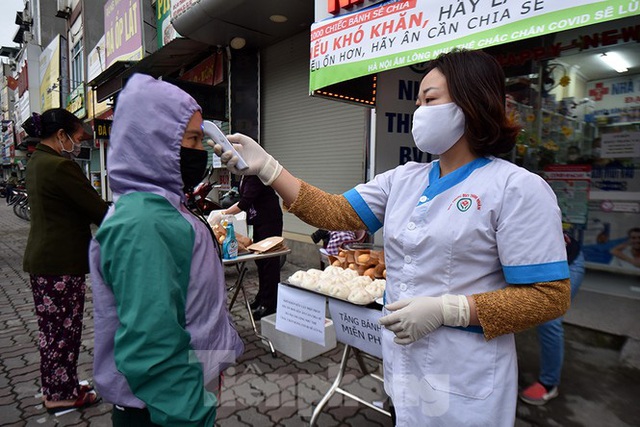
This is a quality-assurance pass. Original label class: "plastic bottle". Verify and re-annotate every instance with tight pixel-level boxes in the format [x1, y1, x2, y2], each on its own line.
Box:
[222, 220, 238, 260]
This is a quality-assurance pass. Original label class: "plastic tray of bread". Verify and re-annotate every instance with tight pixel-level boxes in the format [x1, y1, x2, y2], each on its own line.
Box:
[286, 265, 386, 306]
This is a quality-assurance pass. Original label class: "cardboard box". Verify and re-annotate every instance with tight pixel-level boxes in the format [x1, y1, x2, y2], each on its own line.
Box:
[261, 314, 337, 362]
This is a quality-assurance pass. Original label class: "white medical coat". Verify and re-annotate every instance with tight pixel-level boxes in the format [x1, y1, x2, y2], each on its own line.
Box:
[344, 157, 569, 426]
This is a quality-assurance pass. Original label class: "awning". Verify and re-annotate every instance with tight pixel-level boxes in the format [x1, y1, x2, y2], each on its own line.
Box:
[87, 38, 217, 103]
[172, 0, 313, 49]
[87, 38, 227, 120]
[87, 61, 136, 103]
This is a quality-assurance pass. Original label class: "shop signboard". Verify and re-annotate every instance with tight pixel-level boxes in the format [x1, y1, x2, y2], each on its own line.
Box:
[179, 52, 224, 87]
[67, 83, 86, 118]
[156, 0, 179, 48]
[309, 0, 640, 91]
[587, 74, 640, 124]
[94, 119, 112, 140]
[87, 36, 111, 119]
[104, 0, 144, 68]
[17, 63, 28, 98]
[328, 299, 382, 358]
[39, 35, 64, 111]
[172, 0, 198, 20]
[317, 0, 388, 20]
[375, 65, 430, 174]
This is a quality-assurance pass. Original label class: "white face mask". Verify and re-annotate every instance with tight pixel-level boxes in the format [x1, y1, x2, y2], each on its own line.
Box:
[59, 133, 82, 158]
[411, 102, 466, 155]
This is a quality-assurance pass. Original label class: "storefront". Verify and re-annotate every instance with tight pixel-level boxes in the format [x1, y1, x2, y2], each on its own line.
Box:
[171, 1, 369, 261]
[306, 1, 640, 293]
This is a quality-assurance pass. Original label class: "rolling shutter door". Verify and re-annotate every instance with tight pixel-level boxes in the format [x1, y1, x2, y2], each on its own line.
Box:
[261, 31, 368, 236]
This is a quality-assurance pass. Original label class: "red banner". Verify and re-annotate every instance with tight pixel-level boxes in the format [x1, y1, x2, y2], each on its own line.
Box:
[180, 52, 224, 86]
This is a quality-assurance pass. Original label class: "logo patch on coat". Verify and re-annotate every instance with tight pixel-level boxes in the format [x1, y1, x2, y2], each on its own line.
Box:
[448, 194, 482, 211]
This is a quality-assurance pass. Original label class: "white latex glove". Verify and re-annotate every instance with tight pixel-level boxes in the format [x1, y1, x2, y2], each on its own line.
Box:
[208, 133, 283, 185]
[379, 295, 470, 345]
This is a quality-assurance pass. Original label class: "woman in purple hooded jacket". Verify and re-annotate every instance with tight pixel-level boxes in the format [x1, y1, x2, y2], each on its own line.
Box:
[89, 74, 243, 426]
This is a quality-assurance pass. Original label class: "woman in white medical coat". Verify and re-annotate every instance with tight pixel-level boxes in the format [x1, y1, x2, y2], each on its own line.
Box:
[214, 49, 571, 426]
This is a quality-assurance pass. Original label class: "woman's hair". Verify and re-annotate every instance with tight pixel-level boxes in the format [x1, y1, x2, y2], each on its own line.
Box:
[423, 49, 520, 156]
[22, 108, 83, 139]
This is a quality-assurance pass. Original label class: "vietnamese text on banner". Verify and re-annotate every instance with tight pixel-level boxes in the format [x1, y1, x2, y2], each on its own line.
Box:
[328, 298, 383, 359]
[276, 284, 327, 346]
[309, 0, 640, 91]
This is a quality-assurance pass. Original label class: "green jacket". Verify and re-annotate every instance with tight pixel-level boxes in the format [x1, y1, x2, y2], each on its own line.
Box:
[23, 144, 108, 275]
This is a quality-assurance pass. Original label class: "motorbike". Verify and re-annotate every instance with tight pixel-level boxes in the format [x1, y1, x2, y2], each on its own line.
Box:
[185, 168, 222, 216]
[185, 168, 241, 216]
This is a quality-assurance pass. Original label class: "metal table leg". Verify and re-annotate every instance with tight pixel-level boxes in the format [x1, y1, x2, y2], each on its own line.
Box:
[227, 262, 277, 358]
[228, 263, 248, 310]
[309, 345, 391, 426]
[310, 345, 352, 427]
[240, 276, 277, 357]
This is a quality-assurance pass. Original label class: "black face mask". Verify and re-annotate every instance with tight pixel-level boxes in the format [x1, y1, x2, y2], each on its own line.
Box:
[180, 146, 208, 192]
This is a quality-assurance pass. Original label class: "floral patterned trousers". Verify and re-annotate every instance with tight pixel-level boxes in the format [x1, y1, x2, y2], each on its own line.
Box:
[30, 274, 86, 401]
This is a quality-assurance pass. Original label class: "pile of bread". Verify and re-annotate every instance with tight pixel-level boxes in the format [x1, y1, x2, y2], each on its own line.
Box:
[287, 266, 385, 305]
[329, 249, 386, 279]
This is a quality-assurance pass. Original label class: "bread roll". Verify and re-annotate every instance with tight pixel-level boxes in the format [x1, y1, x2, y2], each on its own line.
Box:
[365, 282, 384, 299]
[321, 266, 344, 278]
[328, 284, 350, 299]
[357, 254, 370, 263]
[288, 271, 307, 286]
[348, 288, 374, 304]
[301, 275, 318, 290]
[341, 268, 359, 280]
[306, 268, 323, 277]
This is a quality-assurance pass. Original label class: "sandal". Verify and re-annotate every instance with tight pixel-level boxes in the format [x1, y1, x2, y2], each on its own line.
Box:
[45, 390, 101, 414]
[79, 384, 94, 394]
[41, 384, 94, 401]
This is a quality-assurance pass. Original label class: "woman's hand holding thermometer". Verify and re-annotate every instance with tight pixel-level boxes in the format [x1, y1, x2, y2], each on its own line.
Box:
[204, 122, 283, 185]
[202, 121, 249, 171]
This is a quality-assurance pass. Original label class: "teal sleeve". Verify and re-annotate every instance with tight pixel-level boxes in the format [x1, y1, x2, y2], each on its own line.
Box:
[96, 193, 216, 426]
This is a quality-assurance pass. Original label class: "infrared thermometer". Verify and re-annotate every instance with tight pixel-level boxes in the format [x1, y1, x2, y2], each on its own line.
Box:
[202, 120, 249, 171]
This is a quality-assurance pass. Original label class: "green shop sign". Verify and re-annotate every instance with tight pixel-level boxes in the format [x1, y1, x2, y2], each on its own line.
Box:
[309, 0, 640, 91]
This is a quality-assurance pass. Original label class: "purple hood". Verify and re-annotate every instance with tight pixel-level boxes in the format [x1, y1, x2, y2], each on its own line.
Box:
[108, 73, 200, 205]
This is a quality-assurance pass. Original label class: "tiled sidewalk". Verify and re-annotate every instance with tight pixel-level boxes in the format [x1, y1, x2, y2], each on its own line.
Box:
[2, 202, 640, 426]
[0, 203, 391, 426]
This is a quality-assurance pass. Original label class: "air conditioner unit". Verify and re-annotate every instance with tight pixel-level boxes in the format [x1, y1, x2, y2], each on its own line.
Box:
[56, 0, 71, 19]
[22, 9, 32, 25]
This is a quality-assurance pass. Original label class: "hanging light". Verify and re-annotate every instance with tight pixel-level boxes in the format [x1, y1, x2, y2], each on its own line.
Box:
[229, 37, 246, 50]
[599, 52, 629, 73]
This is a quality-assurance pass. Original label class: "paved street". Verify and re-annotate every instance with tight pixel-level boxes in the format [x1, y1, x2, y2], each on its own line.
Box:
[1, 201, 639, 426]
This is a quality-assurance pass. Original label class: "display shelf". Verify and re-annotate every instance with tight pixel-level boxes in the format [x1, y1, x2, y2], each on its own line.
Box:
[597, 121, 640, 128]
[541, 108, 580, 121]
